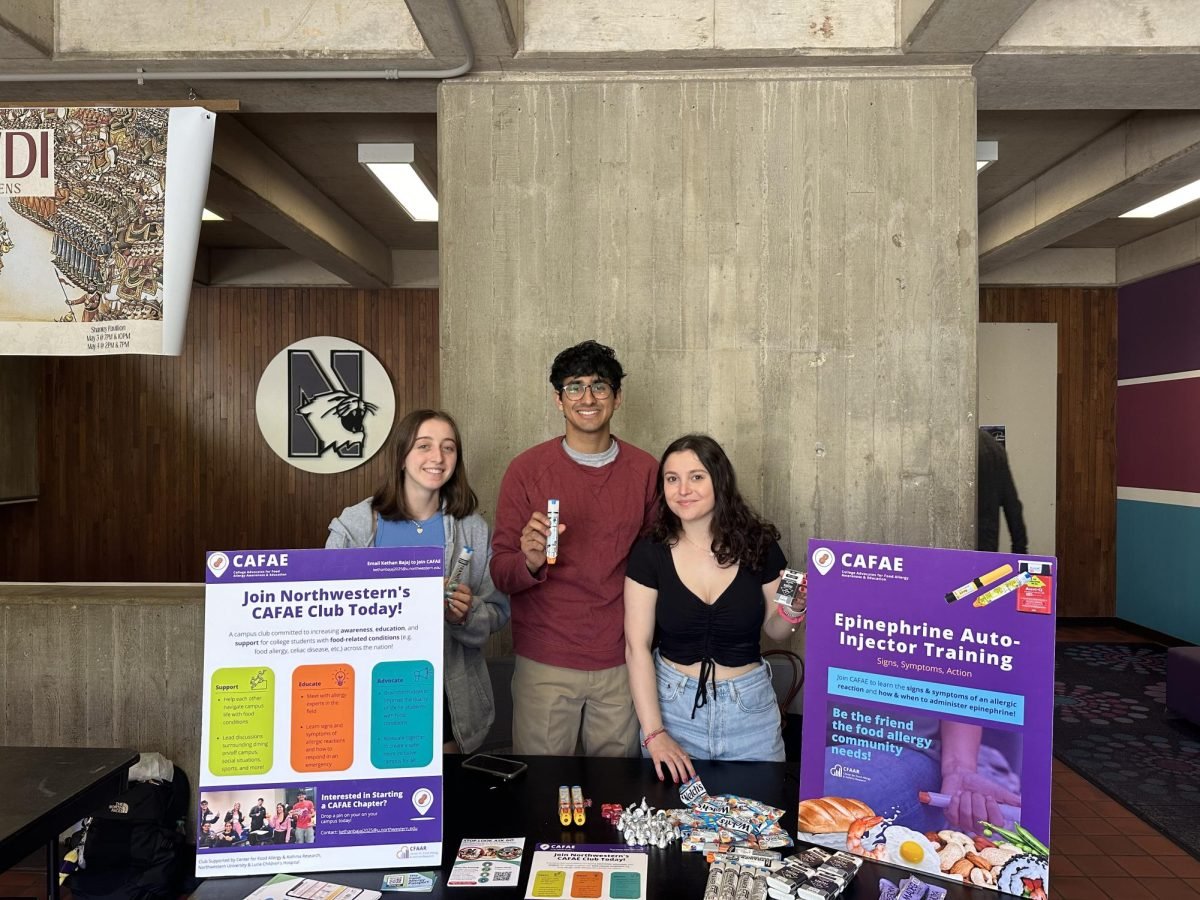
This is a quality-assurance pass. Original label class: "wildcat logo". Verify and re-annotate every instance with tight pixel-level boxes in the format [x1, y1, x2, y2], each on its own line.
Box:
[256, 337, 395, 474]
[288, 348, 378, 459]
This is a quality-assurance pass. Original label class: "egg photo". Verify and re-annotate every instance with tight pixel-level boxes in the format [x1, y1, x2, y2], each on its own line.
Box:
[882, 826, 942, 874]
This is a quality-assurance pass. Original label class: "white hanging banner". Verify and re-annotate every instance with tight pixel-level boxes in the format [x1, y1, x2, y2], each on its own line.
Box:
[0, 105, 215, 356]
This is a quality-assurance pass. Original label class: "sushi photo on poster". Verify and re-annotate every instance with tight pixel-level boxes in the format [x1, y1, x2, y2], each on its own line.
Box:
[798, 541, 1056, 899]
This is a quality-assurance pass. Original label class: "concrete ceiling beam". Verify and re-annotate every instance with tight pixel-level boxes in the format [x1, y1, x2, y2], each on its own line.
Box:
[0, 0, 52, 58]
[1117, 214, 1200, 285]
[979, 112, 1200, 274]
[406, 0, 516, 61]
[207, 117, 393, 288]
[903, 0, 1037, 54]
[977, 52, 1200, 110]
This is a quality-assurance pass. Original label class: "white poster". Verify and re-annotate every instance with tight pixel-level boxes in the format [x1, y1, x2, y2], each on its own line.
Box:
[0, 105, 214, 355]
[197, 547, 444, 877]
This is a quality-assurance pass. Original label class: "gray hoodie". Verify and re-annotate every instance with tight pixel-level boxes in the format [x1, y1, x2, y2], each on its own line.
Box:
[326, 498, 511, 754]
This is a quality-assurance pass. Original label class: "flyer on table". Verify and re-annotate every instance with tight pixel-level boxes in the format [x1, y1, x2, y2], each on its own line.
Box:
[525, 844, 647, 900]
[197, 547, 445, 877]
[799, 541, 1056, 898]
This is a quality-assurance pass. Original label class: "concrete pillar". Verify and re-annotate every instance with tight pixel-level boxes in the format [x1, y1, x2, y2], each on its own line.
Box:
[440, 68, 978, 559]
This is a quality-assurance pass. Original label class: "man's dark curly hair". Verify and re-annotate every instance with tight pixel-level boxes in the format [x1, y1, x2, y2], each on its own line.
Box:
[649, 433, 780, 571]
[548, 340, 626, 392]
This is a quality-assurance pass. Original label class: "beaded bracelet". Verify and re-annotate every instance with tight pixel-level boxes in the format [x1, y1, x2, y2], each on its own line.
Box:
[777, 604, 806, 625]
[641, 727, 666, 748]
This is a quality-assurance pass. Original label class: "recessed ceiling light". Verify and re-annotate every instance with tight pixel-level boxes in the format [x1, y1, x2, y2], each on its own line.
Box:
[201, 208, 224, 221]
[1119, 178, 1200, 218]
[358, 143, 438, 222]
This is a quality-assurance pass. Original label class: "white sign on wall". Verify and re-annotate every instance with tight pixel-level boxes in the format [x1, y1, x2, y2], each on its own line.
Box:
[256, 336, 395, 473]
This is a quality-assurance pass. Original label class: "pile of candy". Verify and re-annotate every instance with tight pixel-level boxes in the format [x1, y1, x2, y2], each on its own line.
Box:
[764, 847, 863, 900]
[672, 776, 794, 855]
[613, 797, 683, 849]
[703, 846, 865, 900]
[878, 875, 946, 900]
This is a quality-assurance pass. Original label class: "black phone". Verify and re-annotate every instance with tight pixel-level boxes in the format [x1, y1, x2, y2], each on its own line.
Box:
[461, 753, 528, 780]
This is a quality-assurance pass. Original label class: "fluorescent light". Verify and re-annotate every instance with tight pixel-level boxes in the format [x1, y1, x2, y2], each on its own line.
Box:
[1120, 178, 1200, 218]
[358, 143, 438, 222]
[201, 208, 224, 221]
[976, 140, 998, 174]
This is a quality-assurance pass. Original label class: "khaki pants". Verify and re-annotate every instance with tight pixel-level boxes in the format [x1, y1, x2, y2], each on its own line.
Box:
[512, 655, 639, 757]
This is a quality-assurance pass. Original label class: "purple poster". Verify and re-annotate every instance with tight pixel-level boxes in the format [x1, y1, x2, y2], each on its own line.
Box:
[197, 547, 446, 877]
[799, 541, 1055, 899]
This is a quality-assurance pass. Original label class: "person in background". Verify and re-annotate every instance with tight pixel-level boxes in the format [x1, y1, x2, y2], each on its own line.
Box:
[223, 801, 245, 836]
[248, 797, 266, 833]
[269, 802, 291, 844]
[198, 799, 219, 834]
[491, 340, 658, 757]
[976, 429, 1028, 554]
[624, 434, 806, 782]
[289, 790, 316, 844]
[327, 409, 510, 754]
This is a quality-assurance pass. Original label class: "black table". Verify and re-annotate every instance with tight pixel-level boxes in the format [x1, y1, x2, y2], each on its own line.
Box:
[0, 746, 138, 900]
[191, 754, 995, 900]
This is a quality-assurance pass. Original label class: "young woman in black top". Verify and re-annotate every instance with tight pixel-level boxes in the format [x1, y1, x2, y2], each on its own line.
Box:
[624, 434, 807, 782]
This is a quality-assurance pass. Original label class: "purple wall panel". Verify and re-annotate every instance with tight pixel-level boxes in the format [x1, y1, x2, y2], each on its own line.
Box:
[1118, 264, 1200, 379]
[1116, 378, 1200, 492]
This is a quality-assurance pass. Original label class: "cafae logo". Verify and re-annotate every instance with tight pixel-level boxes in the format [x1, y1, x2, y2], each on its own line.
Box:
[256, 337, 395, 473]
[812, 546, 836, 576]
[206, 551, 230, 578]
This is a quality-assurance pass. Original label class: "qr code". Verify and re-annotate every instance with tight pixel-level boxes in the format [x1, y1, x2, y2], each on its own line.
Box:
[493, 870, 513, 882]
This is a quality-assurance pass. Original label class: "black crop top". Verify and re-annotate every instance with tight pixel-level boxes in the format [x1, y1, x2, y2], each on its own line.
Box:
[626, 537, 787, 716]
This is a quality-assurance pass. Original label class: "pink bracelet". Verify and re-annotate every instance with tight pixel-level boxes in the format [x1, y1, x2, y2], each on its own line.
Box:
[641, 728, 666, 748]
[777, 604, 806, 625]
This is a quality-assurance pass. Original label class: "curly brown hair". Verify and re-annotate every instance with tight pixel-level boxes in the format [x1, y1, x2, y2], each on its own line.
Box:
[648, 433, 779, 571]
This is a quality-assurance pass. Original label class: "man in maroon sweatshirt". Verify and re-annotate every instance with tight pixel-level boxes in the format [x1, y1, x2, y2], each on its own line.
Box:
[491, 341, 658, 756]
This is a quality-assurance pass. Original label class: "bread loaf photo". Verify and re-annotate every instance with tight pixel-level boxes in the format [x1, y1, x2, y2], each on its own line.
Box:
[797, 797, 875, 833]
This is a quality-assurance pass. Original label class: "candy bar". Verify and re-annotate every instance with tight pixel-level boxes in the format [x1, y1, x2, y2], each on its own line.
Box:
[795, 873, 846, 900]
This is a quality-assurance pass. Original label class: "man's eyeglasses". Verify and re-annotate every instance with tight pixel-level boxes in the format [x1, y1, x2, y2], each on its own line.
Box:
[560, 381, 613, 400]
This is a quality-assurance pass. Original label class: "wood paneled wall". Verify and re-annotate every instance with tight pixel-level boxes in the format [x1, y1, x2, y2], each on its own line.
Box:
[0, 287, 439, 582]
[0, 357, 38, 502]
[980, 287, 1118, 617]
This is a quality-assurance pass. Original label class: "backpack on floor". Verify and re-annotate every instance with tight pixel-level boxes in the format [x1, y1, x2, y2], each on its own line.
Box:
[68, 765, 193, 900]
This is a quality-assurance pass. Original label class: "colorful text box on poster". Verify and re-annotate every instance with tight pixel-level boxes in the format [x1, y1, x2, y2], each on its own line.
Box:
[799, 541, 1056, 898]
[197, 546, 444, 877]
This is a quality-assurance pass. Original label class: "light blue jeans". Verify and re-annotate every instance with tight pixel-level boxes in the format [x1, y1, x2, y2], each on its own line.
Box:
[646, 651, 784, 762]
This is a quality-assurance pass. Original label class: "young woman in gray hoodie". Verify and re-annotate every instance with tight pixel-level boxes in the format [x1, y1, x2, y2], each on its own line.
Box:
[326, 409, 510, 754]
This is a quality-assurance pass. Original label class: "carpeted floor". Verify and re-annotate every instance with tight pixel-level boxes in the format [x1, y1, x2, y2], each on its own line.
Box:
[1055, 641, 1200, 859]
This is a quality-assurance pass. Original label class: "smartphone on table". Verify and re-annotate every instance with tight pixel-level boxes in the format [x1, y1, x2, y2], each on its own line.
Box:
[461, 753, 528, 780]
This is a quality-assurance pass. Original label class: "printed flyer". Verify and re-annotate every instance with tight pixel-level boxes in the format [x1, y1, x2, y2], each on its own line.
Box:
[525, 845, 647, 900]
[197, 547, 445, 877]
[448, 838, 526, 888]
[799, 541, 1056, 898]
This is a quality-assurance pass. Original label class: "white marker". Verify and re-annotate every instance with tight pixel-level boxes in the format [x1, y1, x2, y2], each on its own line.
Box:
[546, 499, 560, 565]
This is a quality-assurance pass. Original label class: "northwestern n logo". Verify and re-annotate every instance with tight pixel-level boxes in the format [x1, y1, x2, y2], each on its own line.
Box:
[287, 348, 379, 459]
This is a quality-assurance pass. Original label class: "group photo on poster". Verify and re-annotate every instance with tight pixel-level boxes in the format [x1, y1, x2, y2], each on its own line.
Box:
[799, 541, 1056, 898]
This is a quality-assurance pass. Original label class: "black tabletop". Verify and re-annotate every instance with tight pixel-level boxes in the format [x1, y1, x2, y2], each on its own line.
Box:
[191, 754, 996, 900]
[0, 745, 138, 871]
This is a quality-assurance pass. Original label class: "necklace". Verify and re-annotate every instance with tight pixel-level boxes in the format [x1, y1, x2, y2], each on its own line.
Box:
[679, 531, 715, 557]
[411, 514, 436, 535]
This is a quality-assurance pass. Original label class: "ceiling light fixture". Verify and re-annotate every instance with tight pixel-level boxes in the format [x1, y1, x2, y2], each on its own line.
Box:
[358, 143, 438, 222]
[976, 141, 998, 173]
[1119, 178, 1200, 218]
[201, 208, 224, 221]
